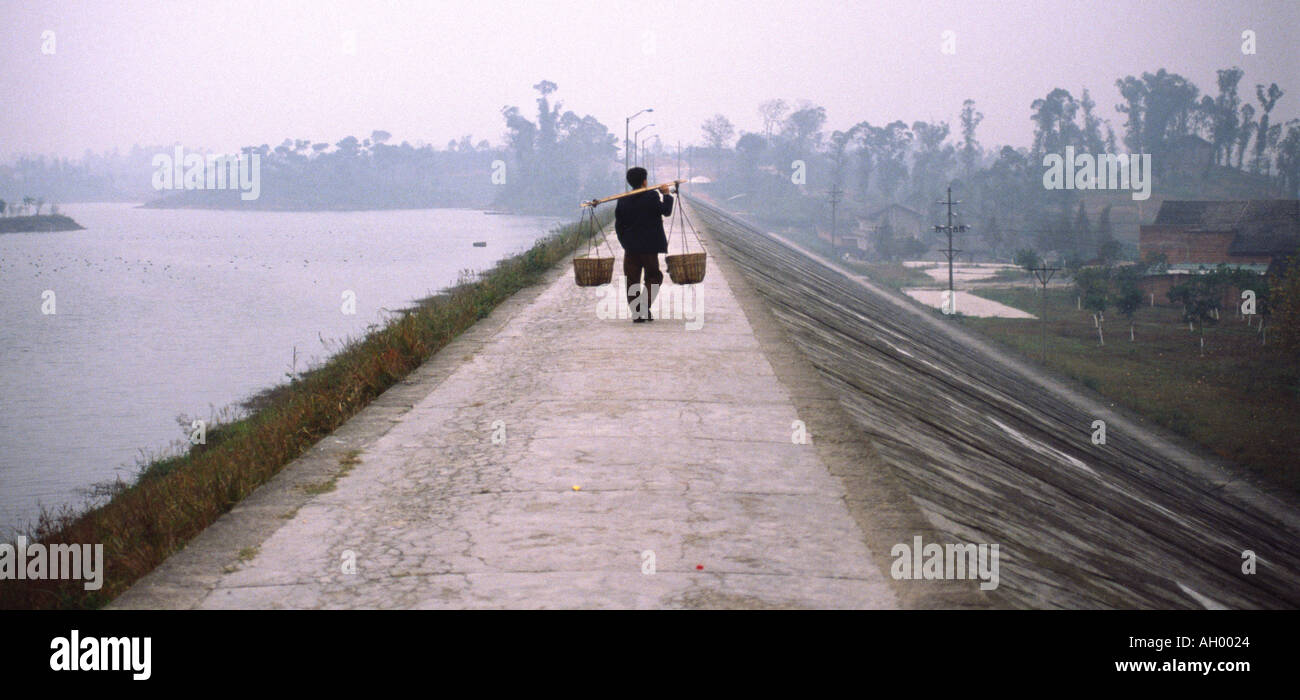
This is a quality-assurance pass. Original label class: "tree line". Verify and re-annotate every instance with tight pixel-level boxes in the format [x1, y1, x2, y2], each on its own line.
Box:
[0, 80, 621, 215]
[693, 65, 1297, 263]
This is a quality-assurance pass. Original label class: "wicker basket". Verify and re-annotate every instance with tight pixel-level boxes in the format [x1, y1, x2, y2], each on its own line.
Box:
[573, 255, 615, 287]
[665, 252, 707, 285]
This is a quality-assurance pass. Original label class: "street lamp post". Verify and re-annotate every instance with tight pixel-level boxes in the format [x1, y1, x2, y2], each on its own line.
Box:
[625, 108, 653, 189]
[633, 124, 655, 169]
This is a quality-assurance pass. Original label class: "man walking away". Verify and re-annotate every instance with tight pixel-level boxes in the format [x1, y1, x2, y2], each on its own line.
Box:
[614, 166, 674, 322]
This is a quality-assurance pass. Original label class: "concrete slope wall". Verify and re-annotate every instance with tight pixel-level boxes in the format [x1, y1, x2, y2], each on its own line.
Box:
[691, 196, 1300, 609]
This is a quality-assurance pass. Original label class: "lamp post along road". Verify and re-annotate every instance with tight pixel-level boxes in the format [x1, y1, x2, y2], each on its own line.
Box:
[634, 124, 655, 168]
[625, 108, 653, 189]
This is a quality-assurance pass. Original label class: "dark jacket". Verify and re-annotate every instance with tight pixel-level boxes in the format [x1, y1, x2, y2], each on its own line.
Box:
[614, 190, 673, 254]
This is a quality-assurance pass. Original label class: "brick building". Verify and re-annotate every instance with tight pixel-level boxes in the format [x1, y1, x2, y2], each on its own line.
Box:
[1138, 199, 1300, 305]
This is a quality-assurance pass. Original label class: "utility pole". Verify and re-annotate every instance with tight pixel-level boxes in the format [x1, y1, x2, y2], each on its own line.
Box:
[828, 184, 844, 254]
[1030, 264, 1061, 363]
[933, 186, 970, 315]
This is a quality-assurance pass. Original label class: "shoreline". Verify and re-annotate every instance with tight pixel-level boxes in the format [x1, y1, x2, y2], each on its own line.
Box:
[0, 214, 85, 234]
[0, 209, 609, 609]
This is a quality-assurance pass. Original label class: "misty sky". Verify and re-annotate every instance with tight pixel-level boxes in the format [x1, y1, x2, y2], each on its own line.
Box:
[4, 0, 1298, 161]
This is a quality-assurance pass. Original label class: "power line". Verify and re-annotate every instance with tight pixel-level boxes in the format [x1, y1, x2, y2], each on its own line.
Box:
[933, 186, 970, 312]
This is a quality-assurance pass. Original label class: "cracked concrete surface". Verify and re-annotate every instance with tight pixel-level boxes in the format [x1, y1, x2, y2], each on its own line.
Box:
[111, 203, 909, 609]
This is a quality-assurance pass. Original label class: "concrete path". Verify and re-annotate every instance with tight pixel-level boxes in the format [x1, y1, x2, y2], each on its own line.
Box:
[112, 205, 903, 609]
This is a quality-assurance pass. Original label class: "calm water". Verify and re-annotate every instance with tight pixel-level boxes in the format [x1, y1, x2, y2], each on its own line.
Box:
[0, 203, 565, 533]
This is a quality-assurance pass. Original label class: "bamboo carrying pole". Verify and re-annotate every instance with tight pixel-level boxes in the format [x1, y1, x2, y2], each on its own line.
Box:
[581, 179, 687, 208]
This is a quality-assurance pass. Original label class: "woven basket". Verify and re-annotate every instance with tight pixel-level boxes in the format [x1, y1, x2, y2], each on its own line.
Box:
[573, 255, 615, 287]
[665, 252, 707, 285]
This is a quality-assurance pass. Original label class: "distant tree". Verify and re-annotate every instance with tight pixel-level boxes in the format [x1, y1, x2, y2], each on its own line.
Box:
[1074, 202, 1092, 257]
[1253, 83, 1284, 174]
[371, 130, 392, 144]
[1031, 88, 1080, 161]
[334, 136, 360, 155]
[22, 196, 34, 215]
[872, 121, 912, 201]
[311, 142, 330, 153]
[1076, 265, 1112, 345]
[898, 236, 929, 260]
[1079, 88, 1107, 153]
[734, 132, 766, 190]
[782, 104, 827, 157]
[1098, 238, 1123, 265]
[1168, 272, 1221, 355]
[1278, 121, 1300, 198]
[827, 130, 852, 186]
[701, 114, 735, 176]
[1227, 266, 1270, 340]
[701, 114, 735, 151]
[1114, 69, 1200, 161]
[958, 98, 984, 178]
[758, 99, 788, 142]
[848, 120, 877, 199]
[1236, 103, 1256, 169]
[1142, 250, 1169, 274]
[35, 198, 46, 215]
[0, 200, 6, 217]
[980, 214, 1004, 258]
[1014, 248, 1041, 274]
[908, 120, 955, 204]
[1212, 67, 1245, 165]
[1114, 265, 1144, 341]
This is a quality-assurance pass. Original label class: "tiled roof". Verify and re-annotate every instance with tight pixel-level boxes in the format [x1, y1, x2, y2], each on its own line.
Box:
[1153, 200, 1300, 256]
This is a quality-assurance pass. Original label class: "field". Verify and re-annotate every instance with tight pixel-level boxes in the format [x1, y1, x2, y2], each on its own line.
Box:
[967, 286, 1300, 494]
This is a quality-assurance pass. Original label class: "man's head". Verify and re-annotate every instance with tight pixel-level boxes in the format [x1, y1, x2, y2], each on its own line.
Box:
[626, 167, 648, 188]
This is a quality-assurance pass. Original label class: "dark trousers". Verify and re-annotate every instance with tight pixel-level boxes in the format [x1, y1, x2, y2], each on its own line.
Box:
[624, 252, 663, 318]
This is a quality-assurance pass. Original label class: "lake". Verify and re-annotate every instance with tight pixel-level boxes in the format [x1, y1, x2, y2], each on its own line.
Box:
[0, 203, 566, 533]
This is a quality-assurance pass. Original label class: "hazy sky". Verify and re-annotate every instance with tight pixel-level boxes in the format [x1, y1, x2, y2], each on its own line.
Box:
[4, 0, 1298, 161]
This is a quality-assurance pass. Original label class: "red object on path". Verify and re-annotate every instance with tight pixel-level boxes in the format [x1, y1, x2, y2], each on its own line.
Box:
[696, 565, 704, 570]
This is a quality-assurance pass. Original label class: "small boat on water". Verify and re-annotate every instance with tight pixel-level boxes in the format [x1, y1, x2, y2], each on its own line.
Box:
[472, 241, 487, 247]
